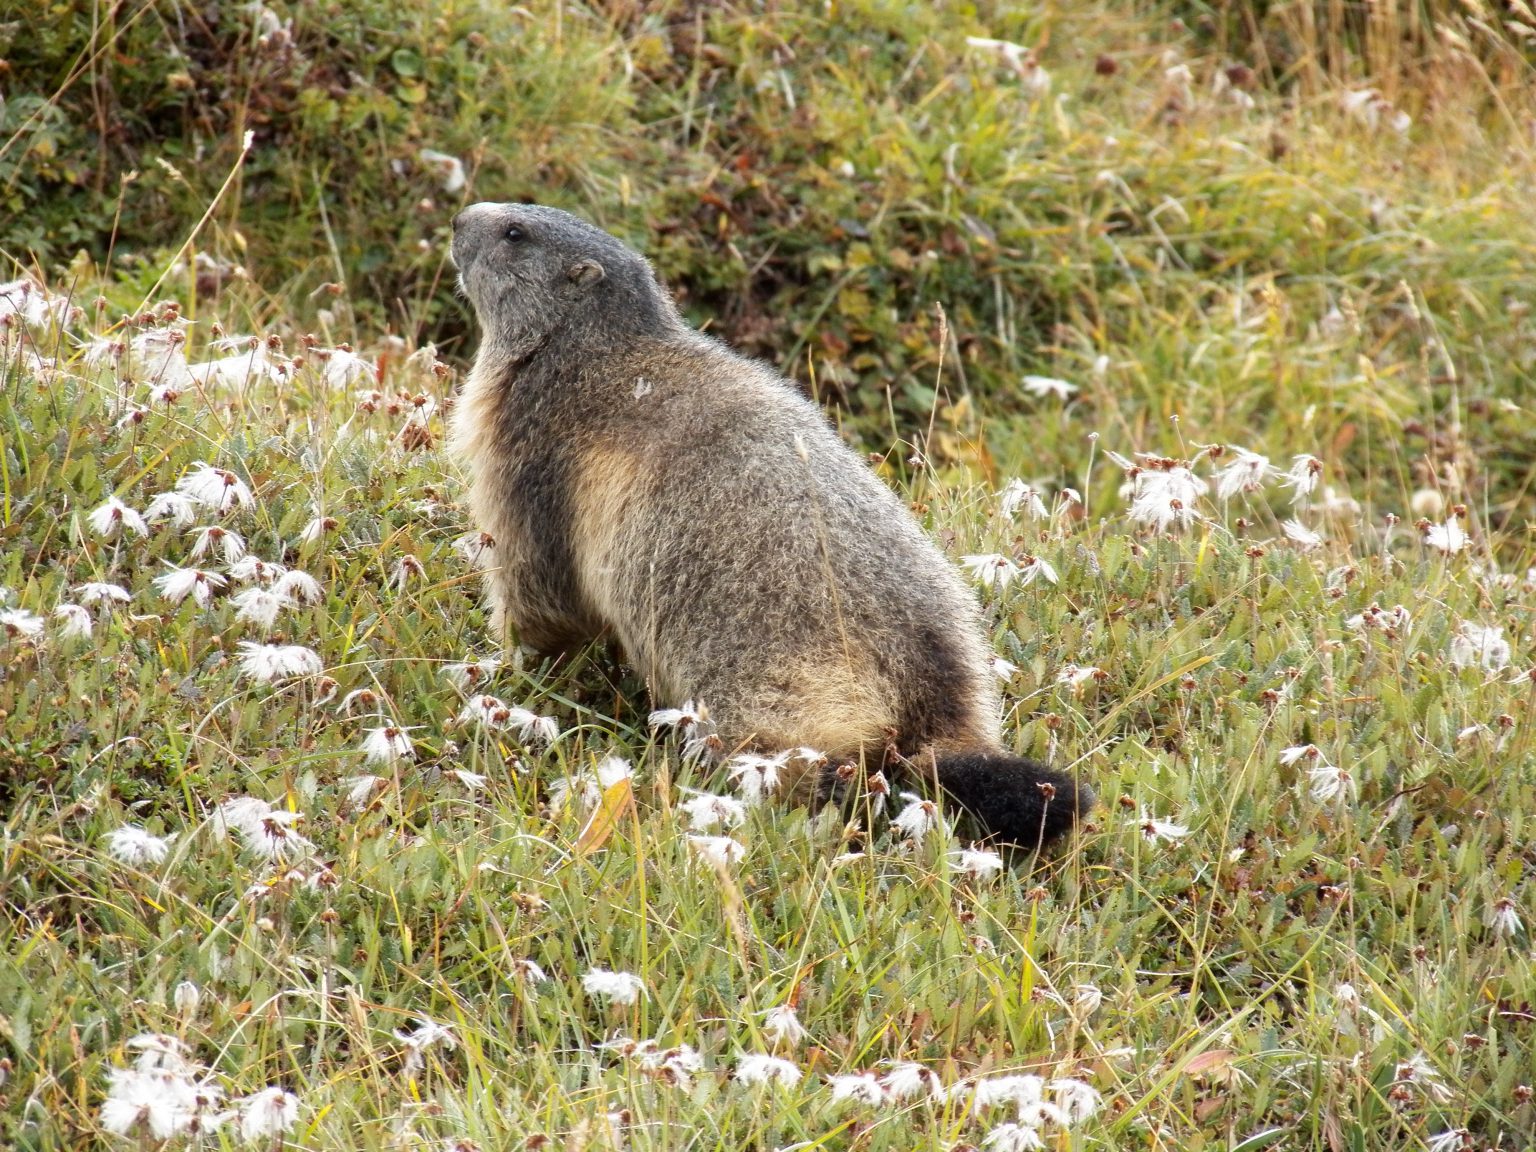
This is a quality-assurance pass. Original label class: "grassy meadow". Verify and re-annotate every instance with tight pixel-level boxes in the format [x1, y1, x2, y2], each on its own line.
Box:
[4, 2, 1536, 1149]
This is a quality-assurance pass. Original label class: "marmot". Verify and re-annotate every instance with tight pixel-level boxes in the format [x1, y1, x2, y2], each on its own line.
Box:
[448, 202, 1089, 847]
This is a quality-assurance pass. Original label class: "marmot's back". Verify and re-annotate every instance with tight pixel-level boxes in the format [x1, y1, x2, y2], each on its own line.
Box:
[449, 201, 1088, 847]
[569, 338, 1002, 759]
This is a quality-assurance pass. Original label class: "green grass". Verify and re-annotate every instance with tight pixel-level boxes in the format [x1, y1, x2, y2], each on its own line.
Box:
[4, 2, 1536, 1150]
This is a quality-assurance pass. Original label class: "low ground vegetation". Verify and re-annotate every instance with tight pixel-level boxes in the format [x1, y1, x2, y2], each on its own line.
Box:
[3, 2, 1535, 1150]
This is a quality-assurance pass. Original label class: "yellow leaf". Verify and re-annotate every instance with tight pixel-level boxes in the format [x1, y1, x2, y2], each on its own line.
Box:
[571, 776, 635, 858]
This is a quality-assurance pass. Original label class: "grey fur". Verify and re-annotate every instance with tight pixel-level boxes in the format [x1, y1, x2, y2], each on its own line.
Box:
[448, 202, 1088, 847]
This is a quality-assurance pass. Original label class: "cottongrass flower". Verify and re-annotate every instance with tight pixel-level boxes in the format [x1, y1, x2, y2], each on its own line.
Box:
[1283, 454, 1323, 503]
[442, 656, 500, 691]
[828, 1072, 885, 1106]
[99, 1033, 227, 1139]
[893, 794, 943, 841]
[1307, 761, 1356, 804]
[446, 768, 487, 793]
[231, 588, 295, 632]
[679, 790, 747, 831]
[213, 796, 314, 862]
[74, 581, 131, 605]
[647, 1044, 705, 1088]
[1057, 664, 1102, 691]
[1213, 447, 1279, 500]
[335, 687, 379, 715]
[1278, 744, 1321, 766]
[962, 553, 1021, 591]
[236, 641, 322, 682]
[1393, 1053, 1453, 1104]
[100, 1066, 224, 1139]
[1017, 554, 1058, 585]
[361, 725, 415, 766]
[144, 491, 199, 528]
[456, 694, 559, 743]
[1345, 603, 1411, 635]
[582, 968, 647, 1006]
[1447, 622, 1511, 671]
[227, 555, 286, 584]
[554, 755, 632, 809]
[297, 514, 337, 546]
[1, 608, 46, 639]
[1108, 453, 1209, 533]
[950, 847, 1005, 881]
[1021, 374, 1076, 400]
[513, 706, 560, 744]
[452, 530, 497, 568]
[345, 775, 386, 808]
[593, 756, 634, 789]
[53, 604, 92, 640]
[650, 696, 723, 758]
[419, 147, 467, 193]
[879, 1062, 945, 1103]
[1048, 1077, 1102, 1121]
[600, 1037, 704, 1087]
[1485, 896, 1523, 938]
[391, 554, 426, 590]
[188, 525, 246, 563]
[127, 1032, 197, 1072]
[998, 479, 1048, 520]
[0, 276, 71, 327]
[272, 569, 323, 604]
[394, 1018, 459, 1077]
[154, 566, 227, 608]
[176, 462, 254, 514]
[1282, 519, 1325, 550]
[967, 1073, 1047, 1111]
[236, 1086, 300, 1141]
[147, 380, 184, 406]
[1422, 518, 1468, 555]
[735, 1053, 802, 1088]
[965, 34, 1029, 70]
[104, 825, 173, 866]
[648, 698, 707, 731]
[1071, 983, 1104, 1017]
[1139, 808, 1189, 844]
[726, 750, 792, 804]
[510, 958, 549, 984]
[86, 496, 149, 540]
[761, 1005, 806, 1047]
[187, 342, 289, 390]
[689, 834, 748, 869]
[982, 1122, 1046, 1151]
[172, 981, 201, 1017]
[315, 345, 376, 388]
[1129, 470, 1205, 531]
[548, 757, 634, 812]
[992, 656, 1020, 680]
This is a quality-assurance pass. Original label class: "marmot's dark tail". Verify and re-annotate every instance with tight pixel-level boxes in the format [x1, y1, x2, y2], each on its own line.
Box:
[931, 753, 1091, 849]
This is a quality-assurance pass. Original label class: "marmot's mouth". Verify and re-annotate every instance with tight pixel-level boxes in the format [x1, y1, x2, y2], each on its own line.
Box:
[448, 233, 477, 276]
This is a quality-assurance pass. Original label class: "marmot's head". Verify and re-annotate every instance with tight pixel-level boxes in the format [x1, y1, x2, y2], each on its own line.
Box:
[452, 203, 678, 359]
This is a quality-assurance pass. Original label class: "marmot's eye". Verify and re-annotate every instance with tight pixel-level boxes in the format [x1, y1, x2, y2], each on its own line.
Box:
[504, 225, 526, 242]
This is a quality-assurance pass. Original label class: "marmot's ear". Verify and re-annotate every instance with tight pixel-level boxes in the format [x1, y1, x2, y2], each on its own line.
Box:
[567, 259, 605, 288]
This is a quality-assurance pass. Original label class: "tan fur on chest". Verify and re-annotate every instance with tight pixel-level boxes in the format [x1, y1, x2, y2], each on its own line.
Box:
[448, 353, 521, 635]
[569, 443, 650, 658]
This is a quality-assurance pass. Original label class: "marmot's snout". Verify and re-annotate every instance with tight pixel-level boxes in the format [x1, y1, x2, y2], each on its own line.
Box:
[449, 202, 506, 275]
